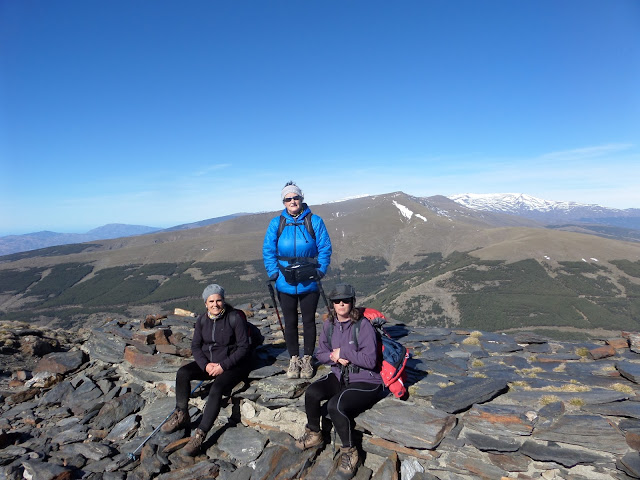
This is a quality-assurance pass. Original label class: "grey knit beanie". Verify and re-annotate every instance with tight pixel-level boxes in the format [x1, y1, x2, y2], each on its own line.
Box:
[281, 182, 303, 202]
[202, 284, 225, 301]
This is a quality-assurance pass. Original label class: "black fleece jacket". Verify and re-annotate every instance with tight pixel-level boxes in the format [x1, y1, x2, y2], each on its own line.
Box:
[191, 309, 250, 372]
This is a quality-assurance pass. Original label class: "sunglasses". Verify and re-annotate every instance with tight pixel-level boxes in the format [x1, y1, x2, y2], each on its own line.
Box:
[283, 195, 301, 203]
[332, 298, 352, 305]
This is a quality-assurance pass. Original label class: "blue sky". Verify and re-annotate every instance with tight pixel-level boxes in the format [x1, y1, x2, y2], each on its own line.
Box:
[1, 0, 638, 235]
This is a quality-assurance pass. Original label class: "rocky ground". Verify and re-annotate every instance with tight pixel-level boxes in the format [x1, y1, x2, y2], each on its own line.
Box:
[3, 304, 640, 479]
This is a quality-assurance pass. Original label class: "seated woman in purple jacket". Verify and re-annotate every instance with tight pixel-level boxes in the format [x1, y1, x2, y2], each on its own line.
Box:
[295, 284, 386, 478]
[161, 284, 251, 456]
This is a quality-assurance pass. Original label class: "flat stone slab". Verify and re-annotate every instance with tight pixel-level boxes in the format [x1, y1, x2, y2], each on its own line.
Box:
[519, 439, 608, 467]
[356, 397, 456, 449]
[462, 404, 536, 437]
[431, 377, 509, 413]
[533, 414, 628, 454]
[34, 349, 85, 374]
[617, 360, 640, 384]
[583, 400, 640, 419]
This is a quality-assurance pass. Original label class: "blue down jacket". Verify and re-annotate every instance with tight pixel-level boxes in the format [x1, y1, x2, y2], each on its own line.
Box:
[262, 205, 332, 295]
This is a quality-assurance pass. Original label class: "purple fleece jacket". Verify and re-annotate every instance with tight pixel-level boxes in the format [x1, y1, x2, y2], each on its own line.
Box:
[316, 316, 383, 385]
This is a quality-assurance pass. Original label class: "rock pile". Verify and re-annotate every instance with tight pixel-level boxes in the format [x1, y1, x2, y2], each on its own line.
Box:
[3, 305, 640, 479]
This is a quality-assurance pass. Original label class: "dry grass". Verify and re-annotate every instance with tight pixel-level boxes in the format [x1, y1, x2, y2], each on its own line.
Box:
[611, 383, 634, 394]
[518, 367, 544, 377]
[540, 395, 561, 406]
[462, 336, 481, 346]
[575, 347, 590, 358]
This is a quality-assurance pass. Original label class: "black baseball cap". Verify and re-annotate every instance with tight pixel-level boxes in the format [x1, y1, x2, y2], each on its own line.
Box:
[328, 284, 356, 300]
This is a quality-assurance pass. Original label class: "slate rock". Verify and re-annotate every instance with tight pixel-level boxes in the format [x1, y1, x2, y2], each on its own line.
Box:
[34, 350, 85, 375]
[464, 431, 523, 452]
[618, 361, 640, 384]
[94, 392, 145, 430]
[431, 377, 508, 413]
[105, 414, 140, 443]
[84, 332, 127, 364]
[463, 403, 536, 436]
[438, 446, 508, 478]
[588, 344, 617, 360]
[21, 459, 72, 480]
[583, 400, 640, 419]
[59, 442, 114, 461]
[618, 452, 640, 478]
[217, 424, 268, 464]
[519, 439, 607, 467]
[533, 414, 628, 454]
[356, 397, 456, 449]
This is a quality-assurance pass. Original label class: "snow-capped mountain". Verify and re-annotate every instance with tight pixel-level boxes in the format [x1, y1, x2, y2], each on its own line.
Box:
[448, 193, 640, 230]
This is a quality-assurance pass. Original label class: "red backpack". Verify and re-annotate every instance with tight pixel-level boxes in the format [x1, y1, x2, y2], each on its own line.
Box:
[328, 308, 410, 399]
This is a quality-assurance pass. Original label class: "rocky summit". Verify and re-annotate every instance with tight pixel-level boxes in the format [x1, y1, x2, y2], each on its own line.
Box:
[3, 305, 640, 479]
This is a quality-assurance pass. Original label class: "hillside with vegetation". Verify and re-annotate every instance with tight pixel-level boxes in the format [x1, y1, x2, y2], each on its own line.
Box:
[1, 192, 639, 340]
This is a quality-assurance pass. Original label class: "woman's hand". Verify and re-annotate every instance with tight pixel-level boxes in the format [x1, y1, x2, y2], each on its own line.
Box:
[330, 348, 349, 366]
[206, 363, 224, 377]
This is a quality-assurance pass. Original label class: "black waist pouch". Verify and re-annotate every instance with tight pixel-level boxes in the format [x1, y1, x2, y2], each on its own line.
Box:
[282, 262, 317, 285]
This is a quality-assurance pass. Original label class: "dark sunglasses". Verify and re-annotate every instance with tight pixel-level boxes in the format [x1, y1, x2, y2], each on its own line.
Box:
[332, 298, 352, 304]
[283, 195, 301, 203]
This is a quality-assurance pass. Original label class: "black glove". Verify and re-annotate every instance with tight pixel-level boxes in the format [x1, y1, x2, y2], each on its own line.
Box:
[315, 269, 325, 279]
[269, 273, 279, 281]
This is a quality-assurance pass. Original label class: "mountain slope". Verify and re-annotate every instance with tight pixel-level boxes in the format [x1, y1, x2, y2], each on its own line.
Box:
[1, 192, 640, 336]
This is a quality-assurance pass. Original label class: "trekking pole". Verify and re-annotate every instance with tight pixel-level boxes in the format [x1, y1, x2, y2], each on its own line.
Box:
[267, 281, 285, 335]
[127, 380, 206, 461]
[315, 277, 333, 319]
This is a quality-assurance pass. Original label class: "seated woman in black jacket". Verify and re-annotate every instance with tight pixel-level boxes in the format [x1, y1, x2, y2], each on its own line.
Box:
[161, 284, 251, 456]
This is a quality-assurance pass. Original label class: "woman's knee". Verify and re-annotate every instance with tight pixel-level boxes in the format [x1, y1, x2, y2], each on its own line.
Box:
[326, 396, 340, 417]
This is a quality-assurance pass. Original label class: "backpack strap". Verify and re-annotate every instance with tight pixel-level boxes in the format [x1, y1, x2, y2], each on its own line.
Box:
[276, 213, 316, 241]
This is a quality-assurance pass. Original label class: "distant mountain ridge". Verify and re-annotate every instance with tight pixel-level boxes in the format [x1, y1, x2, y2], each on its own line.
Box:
[3, 192, 639, 257]
[0, 214, 252, 256]
[0, 224, 161, 256]
[448, 193, 640, 230]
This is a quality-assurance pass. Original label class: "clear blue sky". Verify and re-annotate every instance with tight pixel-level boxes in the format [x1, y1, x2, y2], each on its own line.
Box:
[1, 0, 638, 235]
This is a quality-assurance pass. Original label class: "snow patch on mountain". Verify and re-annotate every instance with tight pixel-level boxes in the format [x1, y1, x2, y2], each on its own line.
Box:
[330, 194, 371, 203]
[393, 201, 413, 220]
[448, 193, 599, 213]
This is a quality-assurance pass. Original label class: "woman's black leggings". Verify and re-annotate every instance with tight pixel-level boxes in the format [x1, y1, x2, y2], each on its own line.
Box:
[304, 373, 385, 448]
[278, 290, 320, 357]
[175, 360, 250, 433]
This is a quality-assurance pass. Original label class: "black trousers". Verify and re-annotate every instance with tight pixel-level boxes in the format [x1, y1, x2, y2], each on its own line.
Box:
[278, 290, 320, 357]
[175, 360, 250, 433]
[304, 373, 385, 448]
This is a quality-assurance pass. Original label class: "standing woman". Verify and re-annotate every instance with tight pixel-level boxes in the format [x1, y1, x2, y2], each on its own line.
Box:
[263, 181, 332, 379]
[161, 284, 251, 456]
[295, 284, 386, 478]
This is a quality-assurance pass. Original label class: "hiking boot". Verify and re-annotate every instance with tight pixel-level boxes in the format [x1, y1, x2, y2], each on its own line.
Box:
[182, 428, 206, 456]
[295, 427, 323, 450]
[337, 446, 359, 477]
[287, 355, 300, 379]
[161, 408, 188, 434]
[300, 354, 314, 379]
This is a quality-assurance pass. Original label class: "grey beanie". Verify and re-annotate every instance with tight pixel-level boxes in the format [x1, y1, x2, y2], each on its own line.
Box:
[202, 284, 225, 301]
[281, 182, 303, 201]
